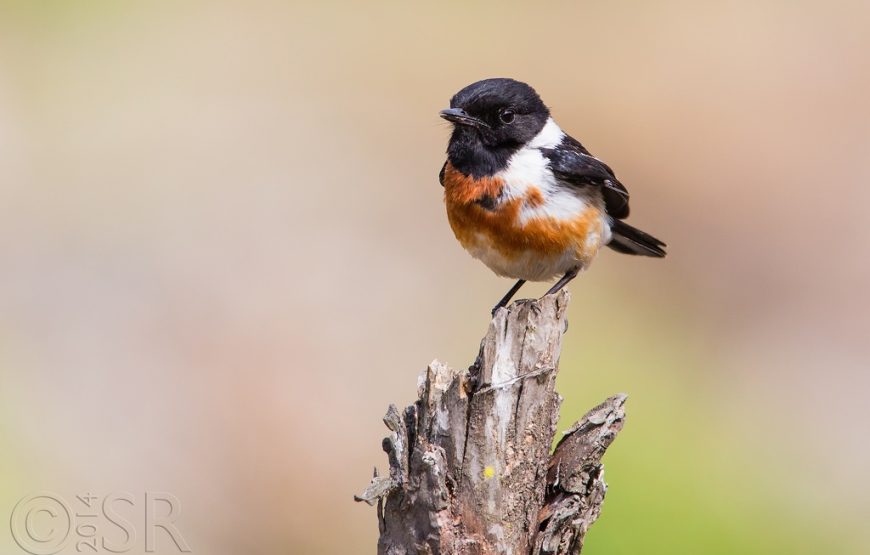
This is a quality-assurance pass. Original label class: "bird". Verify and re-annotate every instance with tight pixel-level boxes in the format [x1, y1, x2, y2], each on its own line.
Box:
[439, 78, 666, 315]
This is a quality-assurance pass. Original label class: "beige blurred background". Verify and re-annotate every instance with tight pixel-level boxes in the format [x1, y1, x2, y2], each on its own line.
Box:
[1, 1, 868, 554]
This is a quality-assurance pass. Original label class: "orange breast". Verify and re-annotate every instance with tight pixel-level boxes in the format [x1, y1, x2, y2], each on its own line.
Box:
[442, 162, 603, 270]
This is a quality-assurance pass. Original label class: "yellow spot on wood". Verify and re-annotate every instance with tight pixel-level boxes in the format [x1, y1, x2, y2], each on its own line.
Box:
[483, 466, 495, 479]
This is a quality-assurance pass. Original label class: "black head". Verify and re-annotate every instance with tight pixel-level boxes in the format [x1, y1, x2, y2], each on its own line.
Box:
[440, 78, 550, 177]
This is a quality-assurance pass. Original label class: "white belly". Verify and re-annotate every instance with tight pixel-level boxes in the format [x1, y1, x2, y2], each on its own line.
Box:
[465, 236, 581, 281]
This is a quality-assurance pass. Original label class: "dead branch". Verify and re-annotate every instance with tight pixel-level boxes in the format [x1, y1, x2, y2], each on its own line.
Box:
[356, 291, 626, 554]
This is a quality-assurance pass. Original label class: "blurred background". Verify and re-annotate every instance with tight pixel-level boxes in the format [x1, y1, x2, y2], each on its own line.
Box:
[1, 1, 868, 553]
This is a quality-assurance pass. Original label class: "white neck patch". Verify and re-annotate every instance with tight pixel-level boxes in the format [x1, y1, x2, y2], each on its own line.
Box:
[496, 117, 564, 199]
[527, 117, 564, 149]
[495, 116, 606, 228]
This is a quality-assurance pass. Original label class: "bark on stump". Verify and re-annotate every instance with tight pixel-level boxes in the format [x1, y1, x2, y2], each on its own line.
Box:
[355, 291, 626, 554]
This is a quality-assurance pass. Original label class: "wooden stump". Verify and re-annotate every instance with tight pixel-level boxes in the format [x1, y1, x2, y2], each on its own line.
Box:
[356, 291, 626, 554]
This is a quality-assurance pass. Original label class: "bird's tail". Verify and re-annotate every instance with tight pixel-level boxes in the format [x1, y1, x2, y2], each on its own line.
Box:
[607, 220, 667, 258]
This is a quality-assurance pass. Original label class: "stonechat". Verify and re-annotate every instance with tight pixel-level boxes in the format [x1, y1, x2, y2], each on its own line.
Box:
[440, 78, 666, 314]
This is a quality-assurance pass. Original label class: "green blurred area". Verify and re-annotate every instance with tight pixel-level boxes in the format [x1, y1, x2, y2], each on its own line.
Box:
[557, 289, 827, 555]
[1, 1, 868, 554]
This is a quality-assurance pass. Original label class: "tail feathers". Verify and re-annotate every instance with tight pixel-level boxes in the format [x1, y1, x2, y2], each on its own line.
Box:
[608, 220, 667, 258]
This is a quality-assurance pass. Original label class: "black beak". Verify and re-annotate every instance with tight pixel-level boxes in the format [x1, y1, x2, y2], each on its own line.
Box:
[439, 108, 488, 128]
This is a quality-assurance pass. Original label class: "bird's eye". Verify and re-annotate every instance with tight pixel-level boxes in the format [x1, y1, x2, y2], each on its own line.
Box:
[499, 109, 515, 124]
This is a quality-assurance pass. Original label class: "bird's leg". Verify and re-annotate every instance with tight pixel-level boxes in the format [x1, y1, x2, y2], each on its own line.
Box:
[544, 267, 580, 297]
[491, 279, 526, 316]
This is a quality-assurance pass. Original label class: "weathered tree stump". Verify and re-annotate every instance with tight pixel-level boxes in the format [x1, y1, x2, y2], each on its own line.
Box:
[356, 291, 626, 554]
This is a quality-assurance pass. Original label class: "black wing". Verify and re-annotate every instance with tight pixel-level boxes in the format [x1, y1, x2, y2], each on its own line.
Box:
[541, 135, 630, 219]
